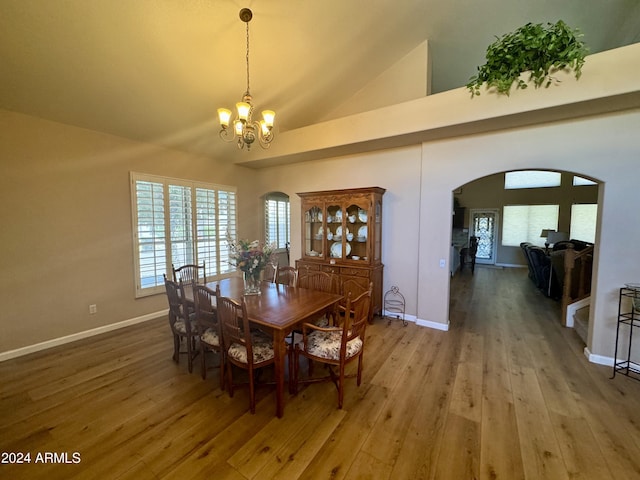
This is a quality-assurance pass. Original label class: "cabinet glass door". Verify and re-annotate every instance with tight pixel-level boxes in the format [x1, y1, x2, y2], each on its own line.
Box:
[326, 203, 343, 259]
[374, 200, 382, 262]
[304, 205, 324, 258]
[346, 203, 367, 262]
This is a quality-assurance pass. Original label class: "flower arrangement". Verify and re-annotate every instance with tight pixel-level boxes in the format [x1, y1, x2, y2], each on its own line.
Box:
[227, 233, 275, 294]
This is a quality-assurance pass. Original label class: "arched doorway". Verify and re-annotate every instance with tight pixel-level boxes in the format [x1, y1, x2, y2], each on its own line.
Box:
[450, 169, 599, 342]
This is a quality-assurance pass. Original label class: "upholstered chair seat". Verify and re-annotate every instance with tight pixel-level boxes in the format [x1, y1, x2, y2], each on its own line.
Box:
[200, 327, 220, 347]
[227, 339, 275, 364]
[304, 329, 363, 360]
[173, 316, 197, 335]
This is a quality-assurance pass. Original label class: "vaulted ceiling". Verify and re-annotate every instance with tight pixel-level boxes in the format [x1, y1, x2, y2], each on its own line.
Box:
[2, 0, 639, 160]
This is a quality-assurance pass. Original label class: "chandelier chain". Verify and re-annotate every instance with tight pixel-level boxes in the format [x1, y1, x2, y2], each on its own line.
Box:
[245, 21, 250, 95]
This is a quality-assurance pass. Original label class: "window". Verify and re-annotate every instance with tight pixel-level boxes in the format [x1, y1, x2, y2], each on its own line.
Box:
[131, 172, 237, 297]
[502, 204, 559, 247]
[265, 192, 290, 249]
[573, 175, 597, 186]
[570, 204, 598, 244]
[504, 170, 561, 189]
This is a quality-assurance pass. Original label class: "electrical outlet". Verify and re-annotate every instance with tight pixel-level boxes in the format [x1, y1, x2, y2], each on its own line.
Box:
[89, 304, 97, 314]
[439, 259, 446, 268]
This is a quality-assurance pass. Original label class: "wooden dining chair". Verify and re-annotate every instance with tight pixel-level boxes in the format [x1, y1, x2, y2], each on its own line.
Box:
[276, 265, 297, 286]
[297, 268, 334, 293]
[164, 275, 199, 373]
[216, 293, 275, 414]
[297, 268, 336, 327]
[293, 284, 372, 409]
[263, 261, 278, 283]
[339, 278, 373, 323]
[194, 284, 224, 388]
[172, 262, 206, 285]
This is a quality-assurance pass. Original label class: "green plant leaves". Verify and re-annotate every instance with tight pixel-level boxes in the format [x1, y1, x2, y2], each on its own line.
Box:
[467, 20, 588, 97]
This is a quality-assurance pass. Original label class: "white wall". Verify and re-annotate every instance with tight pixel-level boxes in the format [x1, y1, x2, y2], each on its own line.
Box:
[422, 111, 640, 358]
[257, 109, 640, 361]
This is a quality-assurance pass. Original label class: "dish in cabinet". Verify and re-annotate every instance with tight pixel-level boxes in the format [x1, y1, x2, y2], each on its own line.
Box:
[330, 241, 351, 258]
[357, 226, 367, 239]
[336, 226, 350, 237]
[358, 209, 367, 223]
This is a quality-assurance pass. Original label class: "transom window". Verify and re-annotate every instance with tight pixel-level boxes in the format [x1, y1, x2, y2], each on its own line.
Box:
[504, 170, 561, 189]
[573, 175, 597, 186]
[130, 172, 237, 297]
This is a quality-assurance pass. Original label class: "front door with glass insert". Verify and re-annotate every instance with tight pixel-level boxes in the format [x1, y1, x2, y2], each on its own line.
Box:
[470, 209, 499, 265]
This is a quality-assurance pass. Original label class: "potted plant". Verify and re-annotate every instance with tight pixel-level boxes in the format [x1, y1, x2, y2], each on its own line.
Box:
[467, 20, 589, 97]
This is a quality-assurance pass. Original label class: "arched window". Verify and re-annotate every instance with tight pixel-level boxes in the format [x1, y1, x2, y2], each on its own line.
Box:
[265, 192, 290, 249]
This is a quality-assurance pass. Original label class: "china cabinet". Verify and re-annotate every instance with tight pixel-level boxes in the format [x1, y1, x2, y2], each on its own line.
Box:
[296, 187, 385, 319]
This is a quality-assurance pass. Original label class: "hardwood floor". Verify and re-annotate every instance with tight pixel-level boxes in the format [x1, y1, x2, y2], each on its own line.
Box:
[3, 267, 640, 479]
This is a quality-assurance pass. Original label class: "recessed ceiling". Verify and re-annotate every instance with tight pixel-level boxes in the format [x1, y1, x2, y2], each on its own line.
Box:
[1, 0, 638, 159]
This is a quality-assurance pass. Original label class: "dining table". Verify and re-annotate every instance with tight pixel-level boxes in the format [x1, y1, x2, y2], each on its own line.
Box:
[196, 276, 343, 418]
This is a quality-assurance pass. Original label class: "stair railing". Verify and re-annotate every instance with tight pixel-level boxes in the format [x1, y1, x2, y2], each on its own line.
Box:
[561, 244, 594, 325]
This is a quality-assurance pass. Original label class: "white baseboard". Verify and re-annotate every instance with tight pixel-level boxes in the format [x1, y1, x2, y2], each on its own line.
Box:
[0, 309, 168, 362]
[381, 311, 449, 331]
[584, 346, 615, 367]
[417, 318, 450, 331]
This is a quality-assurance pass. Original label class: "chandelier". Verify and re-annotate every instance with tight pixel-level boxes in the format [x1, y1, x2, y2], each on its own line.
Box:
[217, 8, 275, 150]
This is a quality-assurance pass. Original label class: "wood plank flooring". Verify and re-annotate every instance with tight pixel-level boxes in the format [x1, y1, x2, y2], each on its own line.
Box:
[3, 267, 640, 479]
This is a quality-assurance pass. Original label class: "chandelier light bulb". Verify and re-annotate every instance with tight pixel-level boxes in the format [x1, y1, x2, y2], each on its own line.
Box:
[236, 102, 251, 122]
[234, 119, 243, 136]
[217, 108, 232, 128]
[262, 110, 275, 128]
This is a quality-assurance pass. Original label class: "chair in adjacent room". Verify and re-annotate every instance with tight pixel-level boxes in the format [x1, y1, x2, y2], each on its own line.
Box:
[275, 265, 297, 286]
[468, 236, 479, 273]
[164, 275, 199, 373]
[217, 294, 275, 414]
[460, 235, 480, 274]
[520, 242, 536, 282]
[293, 285, 372, 409]
[172, 262, 206, 285]
[194, 284, 224, 387]
[527, 246, 551, 292]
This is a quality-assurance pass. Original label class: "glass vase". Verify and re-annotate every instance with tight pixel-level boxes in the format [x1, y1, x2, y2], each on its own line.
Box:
[243, 270, 262, 295]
